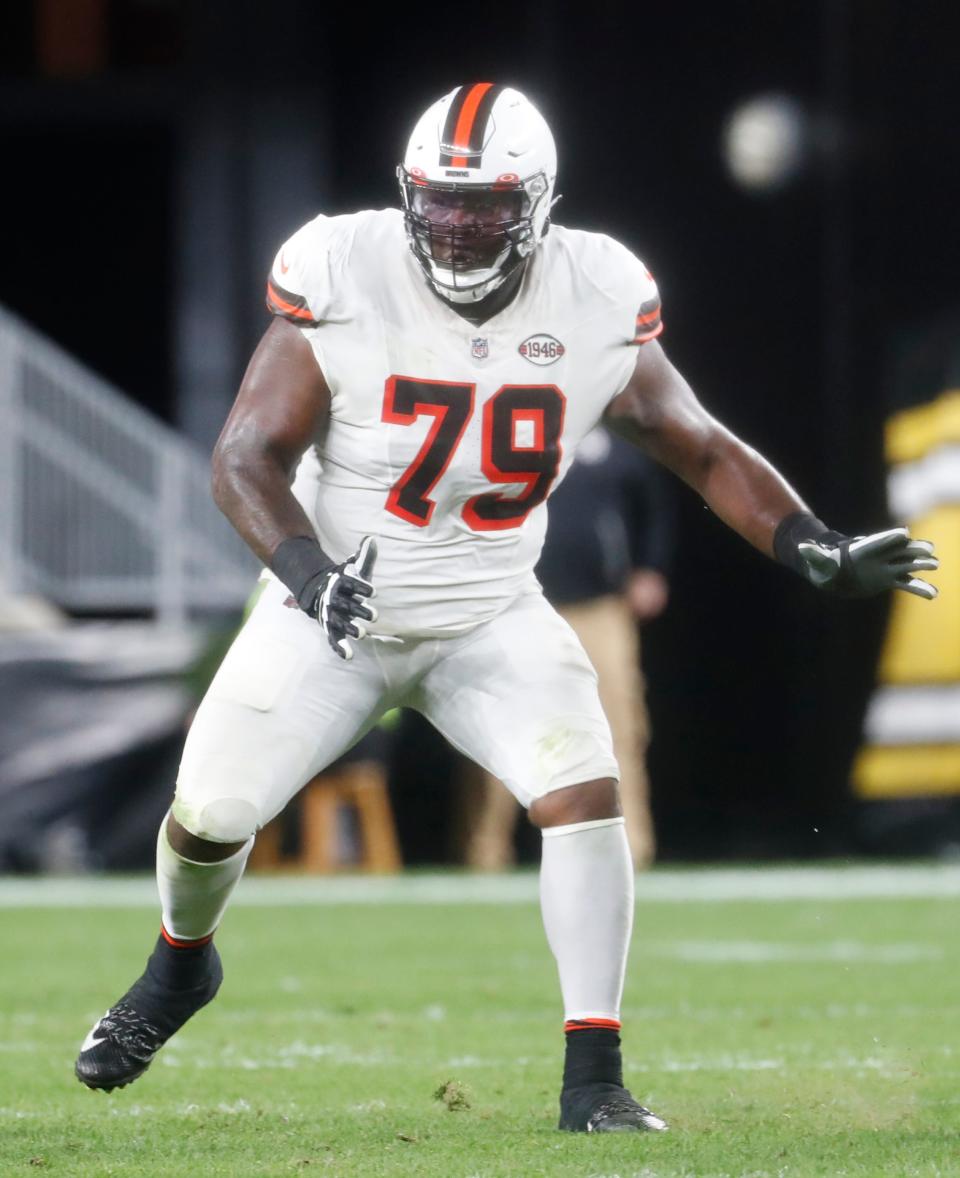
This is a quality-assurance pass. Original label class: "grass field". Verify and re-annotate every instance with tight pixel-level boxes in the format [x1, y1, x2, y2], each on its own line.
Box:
[1, 867, 959, 1177]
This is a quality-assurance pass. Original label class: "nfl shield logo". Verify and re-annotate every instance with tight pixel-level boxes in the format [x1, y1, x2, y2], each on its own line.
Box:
[471, 337, 489, 361]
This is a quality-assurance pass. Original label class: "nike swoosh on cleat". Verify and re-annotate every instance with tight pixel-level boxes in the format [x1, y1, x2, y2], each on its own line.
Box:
[80, 1013, 111, 1052]
[640, 1112, 669, 1131]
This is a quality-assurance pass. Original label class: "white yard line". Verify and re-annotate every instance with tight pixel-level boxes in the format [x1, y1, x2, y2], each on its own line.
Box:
[2, 863, 960, 907]
[648, 939, 943, 963]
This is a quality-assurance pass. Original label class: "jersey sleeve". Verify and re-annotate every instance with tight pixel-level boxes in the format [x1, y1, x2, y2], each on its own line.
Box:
[588, 233, 667, 404]
[265, 216, 336, 329]
[590, 233, 665, 347]
[627, 258, 664, 345]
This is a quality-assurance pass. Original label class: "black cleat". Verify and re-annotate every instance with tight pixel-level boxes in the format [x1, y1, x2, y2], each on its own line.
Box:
[75, 941, 222, 1092]
[559, 1083, 669, 1133]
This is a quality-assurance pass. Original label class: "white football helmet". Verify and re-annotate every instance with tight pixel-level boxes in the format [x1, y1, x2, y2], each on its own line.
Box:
[398, 84, 558, 304]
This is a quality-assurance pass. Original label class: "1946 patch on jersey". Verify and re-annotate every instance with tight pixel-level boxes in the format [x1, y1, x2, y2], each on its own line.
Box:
[519, 334, 565, 366]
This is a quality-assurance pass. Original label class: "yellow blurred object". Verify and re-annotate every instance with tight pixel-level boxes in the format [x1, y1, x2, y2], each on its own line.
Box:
[878, 506, 957, 684]
[855, 746, 960, 799]
[854, 382, 959, 801]
[885, 389, 960, 465]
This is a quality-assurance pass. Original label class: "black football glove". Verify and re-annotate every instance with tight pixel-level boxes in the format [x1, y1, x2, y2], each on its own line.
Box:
[796, 527, 938, 600]
[272, 533, 379, 660]
[307, 536, 378, 660]
[774, 513, 938, 600]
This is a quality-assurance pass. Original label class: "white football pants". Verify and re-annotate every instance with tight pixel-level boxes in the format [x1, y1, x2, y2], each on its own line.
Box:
[173, 578, 618, 843]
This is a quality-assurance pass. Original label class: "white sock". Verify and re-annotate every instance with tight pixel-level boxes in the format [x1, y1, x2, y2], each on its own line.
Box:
[156, 818, 253, 941]
[539, 817, 634, 1025]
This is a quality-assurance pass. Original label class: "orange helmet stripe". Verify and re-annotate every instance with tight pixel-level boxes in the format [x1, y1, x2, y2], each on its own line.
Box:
[439, 82, 504, 168]
[451, 82, 494, 151]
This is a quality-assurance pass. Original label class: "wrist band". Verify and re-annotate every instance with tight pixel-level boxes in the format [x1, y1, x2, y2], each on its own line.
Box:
[270, 535, 336, 610]
[772, 512, 834, 574]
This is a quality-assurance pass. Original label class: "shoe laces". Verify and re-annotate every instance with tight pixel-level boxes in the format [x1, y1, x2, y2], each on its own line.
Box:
[589, 1095, 652, 1127]
[98, 1002, 163, 1062]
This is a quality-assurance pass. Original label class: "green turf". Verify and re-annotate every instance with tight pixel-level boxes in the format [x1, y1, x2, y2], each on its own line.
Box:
[1, 876, 958, 1176]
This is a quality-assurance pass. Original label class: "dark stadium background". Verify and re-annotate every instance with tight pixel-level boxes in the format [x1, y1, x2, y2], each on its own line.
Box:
[2, 1, 957, 862]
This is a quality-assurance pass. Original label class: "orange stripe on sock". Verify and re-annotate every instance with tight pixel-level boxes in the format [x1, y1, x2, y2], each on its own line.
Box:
[161, 925, 213, 949]
[564, 1017, 622, 1033]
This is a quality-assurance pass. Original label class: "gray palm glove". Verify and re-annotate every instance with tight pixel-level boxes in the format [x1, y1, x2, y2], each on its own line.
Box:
[270, 533, 379, 659]
[796, 527, 939, 599]
[314, 536, 379, 660]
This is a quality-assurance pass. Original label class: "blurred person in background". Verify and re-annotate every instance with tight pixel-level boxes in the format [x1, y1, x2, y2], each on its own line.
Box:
[75, 83, 939, 1135]
[854, 310, 960, 842]
[463, 426, 673, 870]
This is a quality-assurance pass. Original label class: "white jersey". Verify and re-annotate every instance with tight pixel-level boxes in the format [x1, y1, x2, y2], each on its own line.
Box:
[265, 209, 663, 638]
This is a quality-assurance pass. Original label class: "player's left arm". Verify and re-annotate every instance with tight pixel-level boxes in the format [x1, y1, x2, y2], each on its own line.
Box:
[604, 341, 939, 599]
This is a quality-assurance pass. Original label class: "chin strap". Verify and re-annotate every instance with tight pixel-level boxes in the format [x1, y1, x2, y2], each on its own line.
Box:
[432, 259, 528, 315]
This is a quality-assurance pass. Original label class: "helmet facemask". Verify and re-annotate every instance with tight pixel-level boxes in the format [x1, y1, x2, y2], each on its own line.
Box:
[399, 169, 553, 304]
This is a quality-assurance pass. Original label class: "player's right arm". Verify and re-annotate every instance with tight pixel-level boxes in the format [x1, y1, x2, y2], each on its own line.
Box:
[212, 317, 376, 659]
[212, 317, 329, 566]
[605, 341, 939, 599]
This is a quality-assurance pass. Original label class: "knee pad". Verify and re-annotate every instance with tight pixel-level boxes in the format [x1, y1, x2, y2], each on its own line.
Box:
[172, 795, 261, 843]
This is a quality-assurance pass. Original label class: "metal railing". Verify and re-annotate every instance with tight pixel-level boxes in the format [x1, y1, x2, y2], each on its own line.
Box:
[0, 306, 258, 623]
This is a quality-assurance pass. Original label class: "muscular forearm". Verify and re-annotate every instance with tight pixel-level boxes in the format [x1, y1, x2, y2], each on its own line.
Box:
[211, 317, 334, 570]
[614, 404, 809, 558]
[608, 346, 937, 598]
[212, 435, 316, 567]
[607, 351, 809, 557]
[691, 425, 810, 557]
[212, 436, 378, 655]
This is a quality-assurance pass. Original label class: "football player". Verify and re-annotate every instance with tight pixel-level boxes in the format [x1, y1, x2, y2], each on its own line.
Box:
[76, 84, 939, 1132]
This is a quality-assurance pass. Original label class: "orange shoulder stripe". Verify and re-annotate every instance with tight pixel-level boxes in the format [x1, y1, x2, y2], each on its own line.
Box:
[632, 321, 665, 344]
[266, 280, 316, 322]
